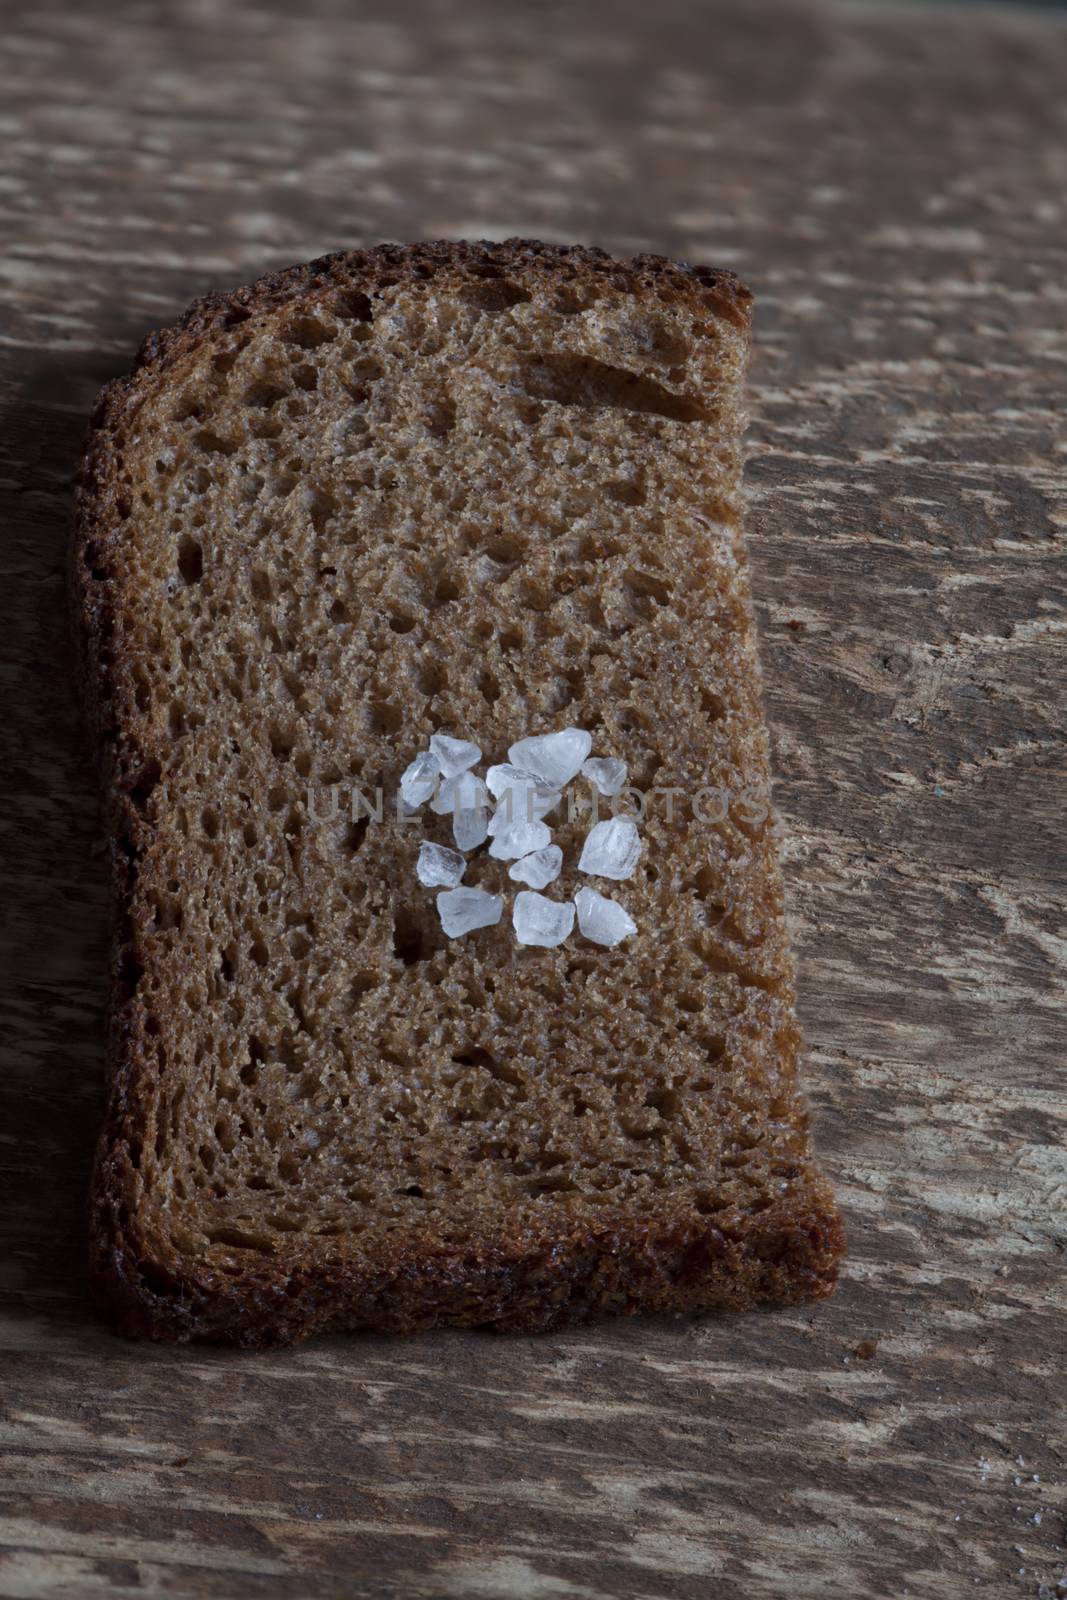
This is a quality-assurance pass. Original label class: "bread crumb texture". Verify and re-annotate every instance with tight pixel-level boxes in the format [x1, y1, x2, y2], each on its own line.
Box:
[74, 241, 843, 1344]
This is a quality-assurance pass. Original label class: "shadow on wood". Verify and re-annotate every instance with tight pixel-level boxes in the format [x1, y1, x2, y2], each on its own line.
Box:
[0, 350, 123, 1330]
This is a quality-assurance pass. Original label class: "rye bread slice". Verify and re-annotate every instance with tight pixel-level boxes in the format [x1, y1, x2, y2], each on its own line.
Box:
[74, 240, 844, 1345]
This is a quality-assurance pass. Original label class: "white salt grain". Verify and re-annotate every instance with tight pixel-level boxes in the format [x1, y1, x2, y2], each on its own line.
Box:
[582, 756, 627, 797]
[485, 763, 533, 799]
[575, 886, 636, 947]
[579, 817, 642, 879]
[488, 818, 552, 861]
[437, 887, 502, 938]
[513, 890, 575, 947]
[416, 840, 466, 888]
[507, 727, 592, 788]
[485, 763, 561, 822]
[431, 770, 488, 816]
[452, 805, 489, 852]
[509, 845, 563, 889]
[487, 793, 561, 838]
[399, 750, 438, 808]
[429, 732, 481, 779]
[488, 797, 552, 836]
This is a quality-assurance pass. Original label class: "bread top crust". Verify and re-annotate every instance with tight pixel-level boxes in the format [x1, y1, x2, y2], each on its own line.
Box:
[131, 240, 752, 376]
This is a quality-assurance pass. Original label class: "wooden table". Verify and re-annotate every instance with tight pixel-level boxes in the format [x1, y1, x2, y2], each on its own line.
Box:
[2, 1, 1065, 1595]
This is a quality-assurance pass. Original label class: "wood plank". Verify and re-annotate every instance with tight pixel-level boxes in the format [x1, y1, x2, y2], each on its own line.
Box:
[1, 0, 1065, 1595]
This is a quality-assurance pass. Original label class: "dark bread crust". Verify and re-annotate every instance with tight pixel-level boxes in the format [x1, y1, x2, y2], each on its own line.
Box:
[74, 240, 843, 1347]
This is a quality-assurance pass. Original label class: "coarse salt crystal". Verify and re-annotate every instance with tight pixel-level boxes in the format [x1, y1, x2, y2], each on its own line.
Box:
[575, 886, 636, 947]
[437, 887, 502, 938]
[485, 763, 537, 800]
[485, 763, 561, 823]
[429, 732, 481, 779]
[582, 756, 627, 797]
[487, 792, 561, 838]
[399, 749, 438, 808]
[431, 770, 488, 816]
[507, 727, 592, 788]
[579, 817, 642, 880]
[508, 845, 563, 889]
[513, 890, 575, 947]
[416, 840, 466, 888]
[488, 818, 552, 861]
[452, 804, 489, 852]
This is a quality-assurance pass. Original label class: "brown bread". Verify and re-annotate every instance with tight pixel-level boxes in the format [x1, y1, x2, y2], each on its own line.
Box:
[74, 240, 844, 1345]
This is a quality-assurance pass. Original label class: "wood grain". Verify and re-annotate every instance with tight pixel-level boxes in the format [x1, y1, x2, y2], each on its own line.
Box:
[1, 1, 1065, 1596]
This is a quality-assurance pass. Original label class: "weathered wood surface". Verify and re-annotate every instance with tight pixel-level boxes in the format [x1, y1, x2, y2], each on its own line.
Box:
[1, 0, 1065, 1595]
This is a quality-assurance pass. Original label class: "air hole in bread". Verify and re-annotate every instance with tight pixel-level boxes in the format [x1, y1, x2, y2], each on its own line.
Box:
[417, 657, 445, 697]
[367, 699, 401, 736]
[519, 353, 708, 424]
[553, 283, 600, 316]
[333, 289, 373, 322]
[127, 759, 161, 809]
[463, 276, 532, 313]
[699, 687, 726, 721]
[269, 724, 296, 763]
[171, 392, 202, 422]
[177, 536, 203, 586]
[478, 669, 500, 704]
[245, 378, 288, 409]
[281, 314, 336, 349]
[624, 568, 672, 607]
[345, 816, 369, 854]
[426, 397, 456, 437]
[208, 1226, 272, 1252]
[392, 909, 427, 966]
[195, 429, 238, 456]
[484, 534, 525, 565]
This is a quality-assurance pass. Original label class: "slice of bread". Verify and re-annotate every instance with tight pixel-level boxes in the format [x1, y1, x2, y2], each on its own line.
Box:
[75, 241, 844, 1345]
